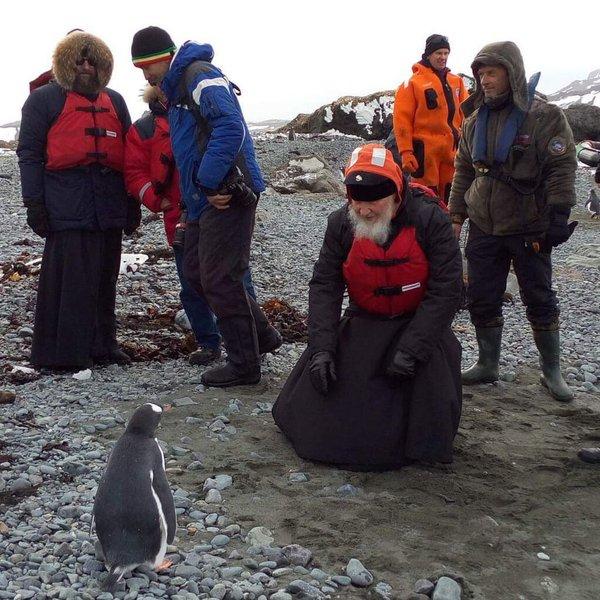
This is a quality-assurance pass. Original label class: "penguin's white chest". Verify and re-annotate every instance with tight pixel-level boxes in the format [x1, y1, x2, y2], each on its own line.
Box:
[149, 469, 168, 568]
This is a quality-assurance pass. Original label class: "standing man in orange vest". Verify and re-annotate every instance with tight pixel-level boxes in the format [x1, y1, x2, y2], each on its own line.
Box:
[393, 34, 468, 203]
[273, 144, 463, 470]
[17, 32, 139, 370]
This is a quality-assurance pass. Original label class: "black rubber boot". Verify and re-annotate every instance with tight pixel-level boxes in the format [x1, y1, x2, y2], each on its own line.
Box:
[532, 328, 573, 402]
[247, 297, 283, 354]
[462, 326, 502, 385]
[189, 346, 221, 366]
[201, 317, 261, 387]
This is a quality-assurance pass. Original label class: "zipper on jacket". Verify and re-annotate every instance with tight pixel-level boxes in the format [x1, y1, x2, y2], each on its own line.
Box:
[435, 69, 459, 149]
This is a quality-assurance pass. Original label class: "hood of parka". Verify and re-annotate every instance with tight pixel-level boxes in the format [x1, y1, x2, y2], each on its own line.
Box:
[52, 31, 113, 92]
[142, 84, 168, 116]
[461, 41, 528, 118]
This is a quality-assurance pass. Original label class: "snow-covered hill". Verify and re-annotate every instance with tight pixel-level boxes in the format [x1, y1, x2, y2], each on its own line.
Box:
[547, 69, 600, 108]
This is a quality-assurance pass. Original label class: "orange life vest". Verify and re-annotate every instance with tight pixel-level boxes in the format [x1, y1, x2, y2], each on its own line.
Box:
[46, 91, 124, 171]
[343, 227, 429, 316]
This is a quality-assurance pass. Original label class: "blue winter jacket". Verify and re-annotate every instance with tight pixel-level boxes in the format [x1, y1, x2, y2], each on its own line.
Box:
[161, 42, 265, 220]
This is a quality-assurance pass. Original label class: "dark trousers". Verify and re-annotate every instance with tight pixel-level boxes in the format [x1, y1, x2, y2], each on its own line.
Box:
[465, 223, 558, 328]
[182, 202, 270, 338]
[31, 229, 122, 368]
[173, 244, 256, 351]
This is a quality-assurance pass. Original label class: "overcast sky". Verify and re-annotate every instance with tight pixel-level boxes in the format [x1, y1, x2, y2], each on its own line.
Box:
[1, 0, 598, 126]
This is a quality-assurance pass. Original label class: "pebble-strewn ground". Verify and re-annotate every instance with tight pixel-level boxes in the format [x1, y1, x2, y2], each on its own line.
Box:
[1, 137, 599, 600]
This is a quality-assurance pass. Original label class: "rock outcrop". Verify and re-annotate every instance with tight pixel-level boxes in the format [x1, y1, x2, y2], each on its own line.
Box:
[278, 91, 395, 141]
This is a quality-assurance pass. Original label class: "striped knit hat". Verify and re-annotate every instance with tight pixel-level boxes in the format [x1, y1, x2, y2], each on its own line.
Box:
[131, 26, 176, 68]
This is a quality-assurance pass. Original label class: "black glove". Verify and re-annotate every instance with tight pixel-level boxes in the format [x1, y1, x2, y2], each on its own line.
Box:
[386, 349, 417, 380]
[124, 196, 142, 235]
[308, 351, 337, 396]
[25, 201, 50, 238]
[544, 208, 577, 249]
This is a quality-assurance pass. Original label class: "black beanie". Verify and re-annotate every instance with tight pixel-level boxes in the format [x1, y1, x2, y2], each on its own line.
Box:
[131, 26, 176, 67]
[422, 34, 450, 60]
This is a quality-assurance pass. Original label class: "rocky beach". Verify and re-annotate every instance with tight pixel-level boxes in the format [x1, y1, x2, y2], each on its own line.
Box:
[1, 135, 600, 600]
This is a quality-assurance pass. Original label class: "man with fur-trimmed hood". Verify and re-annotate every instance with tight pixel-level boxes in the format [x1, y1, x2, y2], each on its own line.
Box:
[17, 31, 140, 370]
[448, 41, 577, 401]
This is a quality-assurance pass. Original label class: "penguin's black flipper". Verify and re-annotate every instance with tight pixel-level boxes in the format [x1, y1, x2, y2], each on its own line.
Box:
[152, 443, 176, 544]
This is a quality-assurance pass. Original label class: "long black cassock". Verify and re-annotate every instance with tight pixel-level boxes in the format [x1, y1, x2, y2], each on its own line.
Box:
[273, 187, 463, 470]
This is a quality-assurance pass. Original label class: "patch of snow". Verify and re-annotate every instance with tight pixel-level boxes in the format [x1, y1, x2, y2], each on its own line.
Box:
[0, 127, 18, 141]
[324, 106, 333, 123]
[321, 129, 362, 139]
[340, 102, 353, 114]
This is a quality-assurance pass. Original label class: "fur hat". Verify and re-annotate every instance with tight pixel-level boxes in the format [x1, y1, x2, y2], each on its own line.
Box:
[52, 31, 113, 91]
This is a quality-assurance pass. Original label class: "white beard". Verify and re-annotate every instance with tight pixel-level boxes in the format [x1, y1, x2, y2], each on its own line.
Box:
[348, 201, 395, 245]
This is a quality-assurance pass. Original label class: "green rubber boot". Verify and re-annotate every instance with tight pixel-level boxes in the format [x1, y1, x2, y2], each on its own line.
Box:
[462, 326, 502, 385]
[532, 328, 574, 402]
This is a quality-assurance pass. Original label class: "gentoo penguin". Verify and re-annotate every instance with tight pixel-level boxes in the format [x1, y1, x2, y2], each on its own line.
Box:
[93, 403, 176, 591]
[586, 188, 600, 219]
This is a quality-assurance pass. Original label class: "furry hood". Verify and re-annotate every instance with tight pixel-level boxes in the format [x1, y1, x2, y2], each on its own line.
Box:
[52, 31, 113, 92]
[142, 84, 161, 104]
[461, 41, 527, 118]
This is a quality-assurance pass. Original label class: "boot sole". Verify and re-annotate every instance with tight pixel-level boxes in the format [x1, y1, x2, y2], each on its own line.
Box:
[201, 376, 261, 388]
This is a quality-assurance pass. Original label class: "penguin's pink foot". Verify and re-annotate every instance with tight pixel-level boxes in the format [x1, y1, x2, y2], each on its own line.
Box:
[156, 559, 173, 572]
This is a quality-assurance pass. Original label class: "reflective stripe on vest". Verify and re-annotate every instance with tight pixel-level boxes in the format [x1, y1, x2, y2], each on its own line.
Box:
[46, 91, 124, 171]
[343, 227, 429, 316]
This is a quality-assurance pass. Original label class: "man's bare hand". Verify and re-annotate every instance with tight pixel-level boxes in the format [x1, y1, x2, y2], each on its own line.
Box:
[159, 198, 172, 211]
[452, 223, 463, 239]
[207, 193, 232, 210]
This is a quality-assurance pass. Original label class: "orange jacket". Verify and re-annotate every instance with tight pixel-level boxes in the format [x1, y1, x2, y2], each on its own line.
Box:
[393, 63, 468, 154]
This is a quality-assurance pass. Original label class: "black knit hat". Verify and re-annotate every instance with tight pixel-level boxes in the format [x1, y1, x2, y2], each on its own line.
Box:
[422, 34, 450, 60]
[131, 26, 176, 67]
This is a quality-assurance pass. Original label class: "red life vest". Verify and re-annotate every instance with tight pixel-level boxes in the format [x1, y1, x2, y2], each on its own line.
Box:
[343, 227, 429, 316]
[46, 91, 124, 171]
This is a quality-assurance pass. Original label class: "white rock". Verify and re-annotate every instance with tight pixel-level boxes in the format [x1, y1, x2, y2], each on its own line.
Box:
[345, 558, 373, 587]
[72, 369, 92, 381]
[246, 526, 274, 547]
[205, 489, 222, 504]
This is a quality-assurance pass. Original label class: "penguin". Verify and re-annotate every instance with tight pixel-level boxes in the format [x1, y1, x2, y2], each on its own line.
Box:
[93, 403, 176, 591]
[585, 188, 600, 219]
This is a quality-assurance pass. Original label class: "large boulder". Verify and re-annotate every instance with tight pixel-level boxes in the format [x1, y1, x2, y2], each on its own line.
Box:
[563, 104, 600, 142]
[279, 91, 395, 140]
[271, 155, 344, 195]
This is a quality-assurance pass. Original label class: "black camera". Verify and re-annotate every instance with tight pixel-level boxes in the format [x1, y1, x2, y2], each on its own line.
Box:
[172, 209, 187, 250]
[220, 167, 257, 207]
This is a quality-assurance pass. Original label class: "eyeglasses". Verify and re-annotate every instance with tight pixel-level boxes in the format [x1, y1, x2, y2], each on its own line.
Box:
[75, 57, 96, 67]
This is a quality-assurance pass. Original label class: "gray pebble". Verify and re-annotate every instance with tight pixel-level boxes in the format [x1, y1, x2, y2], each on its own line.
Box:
[346, 558, 373, 587]
[432, 576, 462, 600]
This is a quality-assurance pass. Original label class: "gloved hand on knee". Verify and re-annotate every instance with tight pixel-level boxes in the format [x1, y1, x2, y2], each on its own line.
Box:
[386, 349, 417, 380]
[308, 351, 337, 395]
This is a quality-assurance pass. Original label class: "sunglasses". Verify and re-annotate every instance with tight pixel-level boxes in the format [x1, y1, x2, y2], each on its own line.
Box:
[75, 57, 96, 67]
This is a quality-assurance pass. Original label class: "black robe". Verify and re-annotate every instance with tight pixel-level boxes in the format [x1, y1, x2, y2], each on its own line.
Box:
[31, 229, 122, 369]
[272, 187, 463, 470]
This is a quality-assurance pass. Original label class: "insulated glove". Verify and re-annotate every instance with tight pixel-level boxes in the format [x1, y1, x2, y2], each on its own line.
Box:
[401, 151, 419, 174]
[544, 207, 577, 250]
[308, 351, 337, 396]
[25, 201, 50, 238]
[124, 196, 142, 235]
[386, 349, 417, 380]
